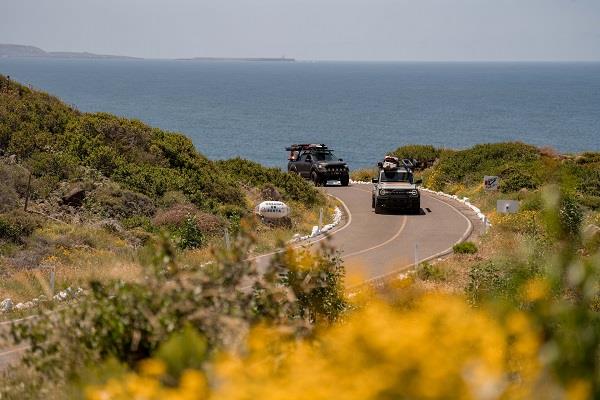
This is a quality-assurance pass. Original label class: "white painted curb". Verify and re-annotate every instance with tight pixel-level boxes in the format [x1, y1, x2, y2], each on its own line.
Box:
[288, 206, 343, 243]
[349, 180, 491, 227]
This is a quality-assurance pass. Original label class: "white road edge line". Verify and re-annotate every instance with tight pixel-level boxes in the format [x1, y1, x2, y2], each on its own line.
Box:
[349, 191, 474, 290]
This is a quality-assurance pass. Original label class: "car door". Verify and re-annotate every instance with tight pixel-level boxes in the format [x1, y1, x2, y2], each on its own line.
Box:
[298, 153, 312, 177]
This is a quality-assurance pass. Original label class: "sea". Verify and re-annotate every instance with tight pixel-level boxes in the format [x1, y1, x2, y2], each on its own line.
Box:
[1, 58, 599, 170]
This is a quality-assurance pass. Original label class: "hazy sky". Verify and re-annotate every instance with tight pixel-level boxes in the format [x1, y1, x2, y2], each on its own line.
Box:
[2, 0, 600, 61]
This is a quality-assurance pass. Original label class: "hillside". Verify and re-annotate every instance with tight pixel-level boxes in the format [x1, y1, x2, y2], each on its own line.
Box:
[0, 74, 325, 298]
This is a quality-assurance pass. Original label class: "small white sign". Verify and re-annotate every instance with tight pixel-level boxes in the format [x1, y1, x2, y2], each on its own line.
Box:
[497, 200, 519, 214]
[484, 176, 500, 191]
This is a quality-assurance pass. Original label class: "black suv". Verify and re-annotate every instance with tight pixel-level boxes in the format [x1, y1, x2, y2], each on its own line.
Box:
[286, 144, 350, 186]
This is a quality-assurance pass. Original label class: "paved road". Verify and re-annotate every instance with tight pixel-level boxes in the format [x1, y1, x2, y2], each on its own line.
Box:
[253, 184, 482, 286]
[1, 184, 482, 369]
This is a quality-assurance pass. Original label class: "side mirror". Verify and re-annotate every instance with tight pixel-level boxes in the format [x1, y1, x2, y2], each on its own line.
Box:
[415, 179, 423, 185]
[338, 158, 343, 161]
[372, 178, 379, 183]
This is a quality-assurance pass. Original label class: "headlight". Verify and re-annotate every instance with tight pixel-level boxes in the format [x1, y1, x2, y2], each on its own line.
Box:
[379, 189, 389, 196]
[409, 189, 419, 196]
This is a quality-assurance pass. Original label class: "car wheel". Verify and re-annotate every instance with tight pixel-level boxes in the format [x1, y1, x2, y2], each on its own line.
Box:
[311, 171, 321, 186]
[374, 202, 383, 214]
[340, 175, 349, 186]
[371, 196, 375, 208]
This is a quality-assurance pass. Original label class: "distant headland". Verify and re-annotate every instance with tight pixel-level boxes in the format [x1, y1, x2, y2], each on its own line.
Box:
[0, 44, 141, 60]
[0, 43, 295, 62]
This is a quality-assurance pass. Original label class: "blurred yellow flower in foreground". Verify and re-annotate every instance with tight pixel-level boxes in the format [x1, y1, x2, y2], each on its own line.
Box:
[87, 293, 544, 400]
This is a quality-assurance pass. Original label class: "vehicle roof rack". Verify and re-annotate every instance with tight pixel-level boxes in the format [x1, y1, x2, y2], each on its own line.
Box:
[286, 143, 329, 152]
[377, 155, 413, 172]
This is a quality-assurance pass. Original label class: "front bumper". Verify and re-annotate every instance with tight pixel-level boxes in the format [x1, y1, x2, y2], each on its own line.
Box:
[376, 196, 420, 209]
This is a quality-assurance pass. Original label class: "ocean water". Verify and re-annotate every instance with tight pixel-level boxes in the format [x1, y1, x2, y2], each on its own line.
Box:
[1, 58, 599, 169]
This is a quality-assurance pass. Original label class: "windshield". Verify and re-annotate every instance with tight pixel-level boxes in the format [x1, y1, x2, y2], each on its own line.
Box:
[380, 171, 412, 183]
[313, 151, 337, 161]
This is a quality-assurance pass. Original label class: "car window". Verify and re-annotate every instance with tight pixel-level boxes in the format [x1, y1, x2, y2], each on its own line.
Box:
[380, 171, 412, 182]
[314, 152, 336, 161]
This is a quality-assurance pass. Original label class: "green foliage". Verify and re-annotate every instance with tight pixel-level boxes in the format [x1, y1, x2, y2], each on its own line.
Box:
[217, 158, 323, 206]
[154, 325, 207, 382]
[498, 165, 539, 193]
[427, 142, 540, 190]
[86, 183, 156, 219]
[278, 244, 347, 323]
[559, 194, 583, 238]
[417, 262, 447, 282]
[452, 241, 478, 254]
[0, 211, 42, 244]
[391, 144, 441, 168]
[350, 168, 377, 182]
[172, 215, 205, 250]
[10, 229, 346, 384]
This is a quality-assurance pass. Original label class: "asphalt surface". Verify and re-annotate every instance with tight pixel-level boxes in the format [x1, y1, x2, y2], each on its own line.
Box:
[253, 184, 482, 286]
[0, 183, 482, 370]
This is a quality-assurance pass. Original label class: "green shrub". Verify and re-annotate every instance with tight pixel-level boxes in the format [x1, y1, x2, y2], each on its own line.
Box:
[559, 195, 583, 237]
[173, 215, 205, 250]
[0, 211, 42, 244]
[391, 145, 441, 168]
[498, 166, 538, 193]
[427, 142, 539, 190]
[417, 262, 447, 281]
[453, 241, 478, 254]
[216, 158, 322, 206]
[351, 168, 377, 182]
[87, 183, 155, 219]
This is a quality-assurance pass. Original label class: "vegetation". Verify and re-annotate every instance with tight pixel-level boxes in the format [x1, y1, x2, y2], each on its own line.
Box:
[0, 75, 328, 301]
[452, 241, 478, 254]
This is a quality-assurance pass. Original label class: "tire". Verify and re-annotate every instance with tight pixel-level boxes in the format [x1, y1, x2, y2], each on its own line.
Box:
[374, 201, 383, 214]
[371, 196, 375, 208]
[311, 170, 321, 186]
[340, 175, 349, 186]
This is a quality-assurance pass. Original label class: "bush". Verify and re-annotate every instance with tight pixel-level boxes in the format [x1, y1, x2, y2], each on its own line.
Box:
[0, 211, 42, 244]
[426, 142, 539, 190]
[498, 166, 538, 193]
[173, 215, 205, 250]
[350, 168, 377, 182]
[391, 145, 441, 168]
[417, 262, 447, 281]
[452, 241, 478, 254]
[153, 204, 225, 236]
[87, 183, 155, 219]
[559, 195, 583, 237]
[216, 158, 323, 206]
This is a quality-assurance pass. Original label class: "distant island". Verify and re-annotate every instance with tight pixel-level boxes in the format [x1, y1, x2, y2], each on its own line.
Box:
[0, 43, 295, 62]
[0, 44, 140, 60]
[177, 57, 295, 62]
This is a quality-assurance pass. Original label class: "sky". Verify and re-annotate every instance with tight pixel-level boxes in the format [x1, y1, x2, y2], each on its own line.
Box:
[1, 0, 600, 61]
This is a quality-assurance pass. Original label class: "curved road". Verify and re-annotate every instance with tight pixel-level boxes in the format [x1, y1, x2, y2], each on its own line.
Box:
[253, 184, 482, 286]
[1, 184, 482, 369]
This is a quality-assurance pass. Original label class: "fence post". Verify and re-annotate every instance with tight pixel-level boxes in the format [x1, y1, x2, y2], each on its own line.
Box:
[318, 208, 323, 233]
[414, 243, 419, 269]
[224, 228, 231, 251]
[50, 267, 56, 296]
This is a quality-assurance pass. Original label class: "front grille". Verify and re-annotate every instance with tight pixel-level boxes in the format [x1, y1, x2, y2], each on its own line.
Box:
[326, 167, 346, 172]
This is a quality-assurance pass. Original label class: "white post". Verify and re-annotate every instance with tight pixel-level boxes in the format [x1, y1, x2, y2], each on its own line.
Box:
[414, 243, 419, 268]
[318, 208, 323, 233]
[50, 267, 55, 295]
[224, 228, 231, 251]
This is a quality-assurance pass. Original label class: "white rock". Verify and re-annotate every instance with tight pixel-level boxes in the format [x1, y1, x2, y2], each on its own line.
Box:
[15, 302, 25, 310]
[1, 298, 13, 312]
